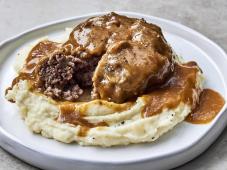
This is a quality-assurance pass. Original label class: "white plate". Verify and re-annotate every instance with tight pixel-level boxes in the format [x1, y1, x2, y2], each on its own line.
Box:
[0, 12, 227, 170]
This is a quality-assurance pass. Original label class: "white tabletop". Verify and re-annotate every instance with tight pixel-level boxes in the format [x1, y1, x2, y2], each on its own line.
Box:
[1, 0, 227, 169]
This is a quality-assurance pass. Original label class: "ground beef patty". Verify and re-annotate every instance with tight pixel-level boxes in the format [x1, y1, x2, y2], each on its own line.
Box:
[33, 12, 173, 103]
[36, 52, 100, 101]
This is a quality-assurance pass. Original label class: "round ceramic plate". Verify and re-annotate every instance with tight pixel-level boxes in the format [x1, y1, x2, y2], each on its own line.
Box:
[0, 12, 227, 170]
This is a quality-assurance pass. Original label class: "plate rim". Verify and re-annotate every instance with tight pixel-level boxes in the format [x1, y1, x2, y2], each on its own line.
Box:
[0, 11, 227, 165]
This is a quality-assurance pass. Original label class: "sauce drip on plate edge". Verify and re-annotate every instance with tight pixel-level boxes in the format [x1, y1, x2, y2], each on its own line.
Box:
[186, 89, 225, 124]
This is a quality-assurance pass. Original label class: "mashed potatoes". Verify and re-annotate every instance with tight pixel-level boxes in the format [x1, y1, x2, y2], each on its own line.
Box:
[6, 71, 203, 146]
[6, 79, 199, 146]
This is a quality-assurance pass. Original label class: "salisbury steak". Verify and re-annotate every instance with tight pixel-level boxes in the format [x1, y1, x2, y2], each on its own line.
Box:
[25, 12, 173, 103]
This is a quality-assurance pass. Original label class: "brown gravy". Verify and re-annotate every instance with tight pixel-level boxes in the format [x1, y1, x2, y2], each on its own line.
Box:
[58, 103, 107, 136]
[58, 64, 225, 128]
[142, 63, 198, 117]
[186, 89, 225, 124]
[5, 41, 60, 98]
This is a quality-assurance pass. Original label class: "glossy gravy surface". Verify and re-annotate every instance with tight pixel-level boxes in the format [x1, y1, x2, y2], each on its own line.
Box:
[186, 89, 225, 124]
[58, 63, 225, 129]
[64, 12, 173, 103]
[6, 41, 60, 96]
[142, 62, 198, 117]
[58, 103, 107, 136]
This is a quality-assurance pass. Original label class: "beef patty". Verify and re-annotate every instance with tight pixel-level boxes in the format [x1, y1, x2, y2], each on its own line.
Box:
[21, 12, 174, 103]
[36, 51, 100, 101]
